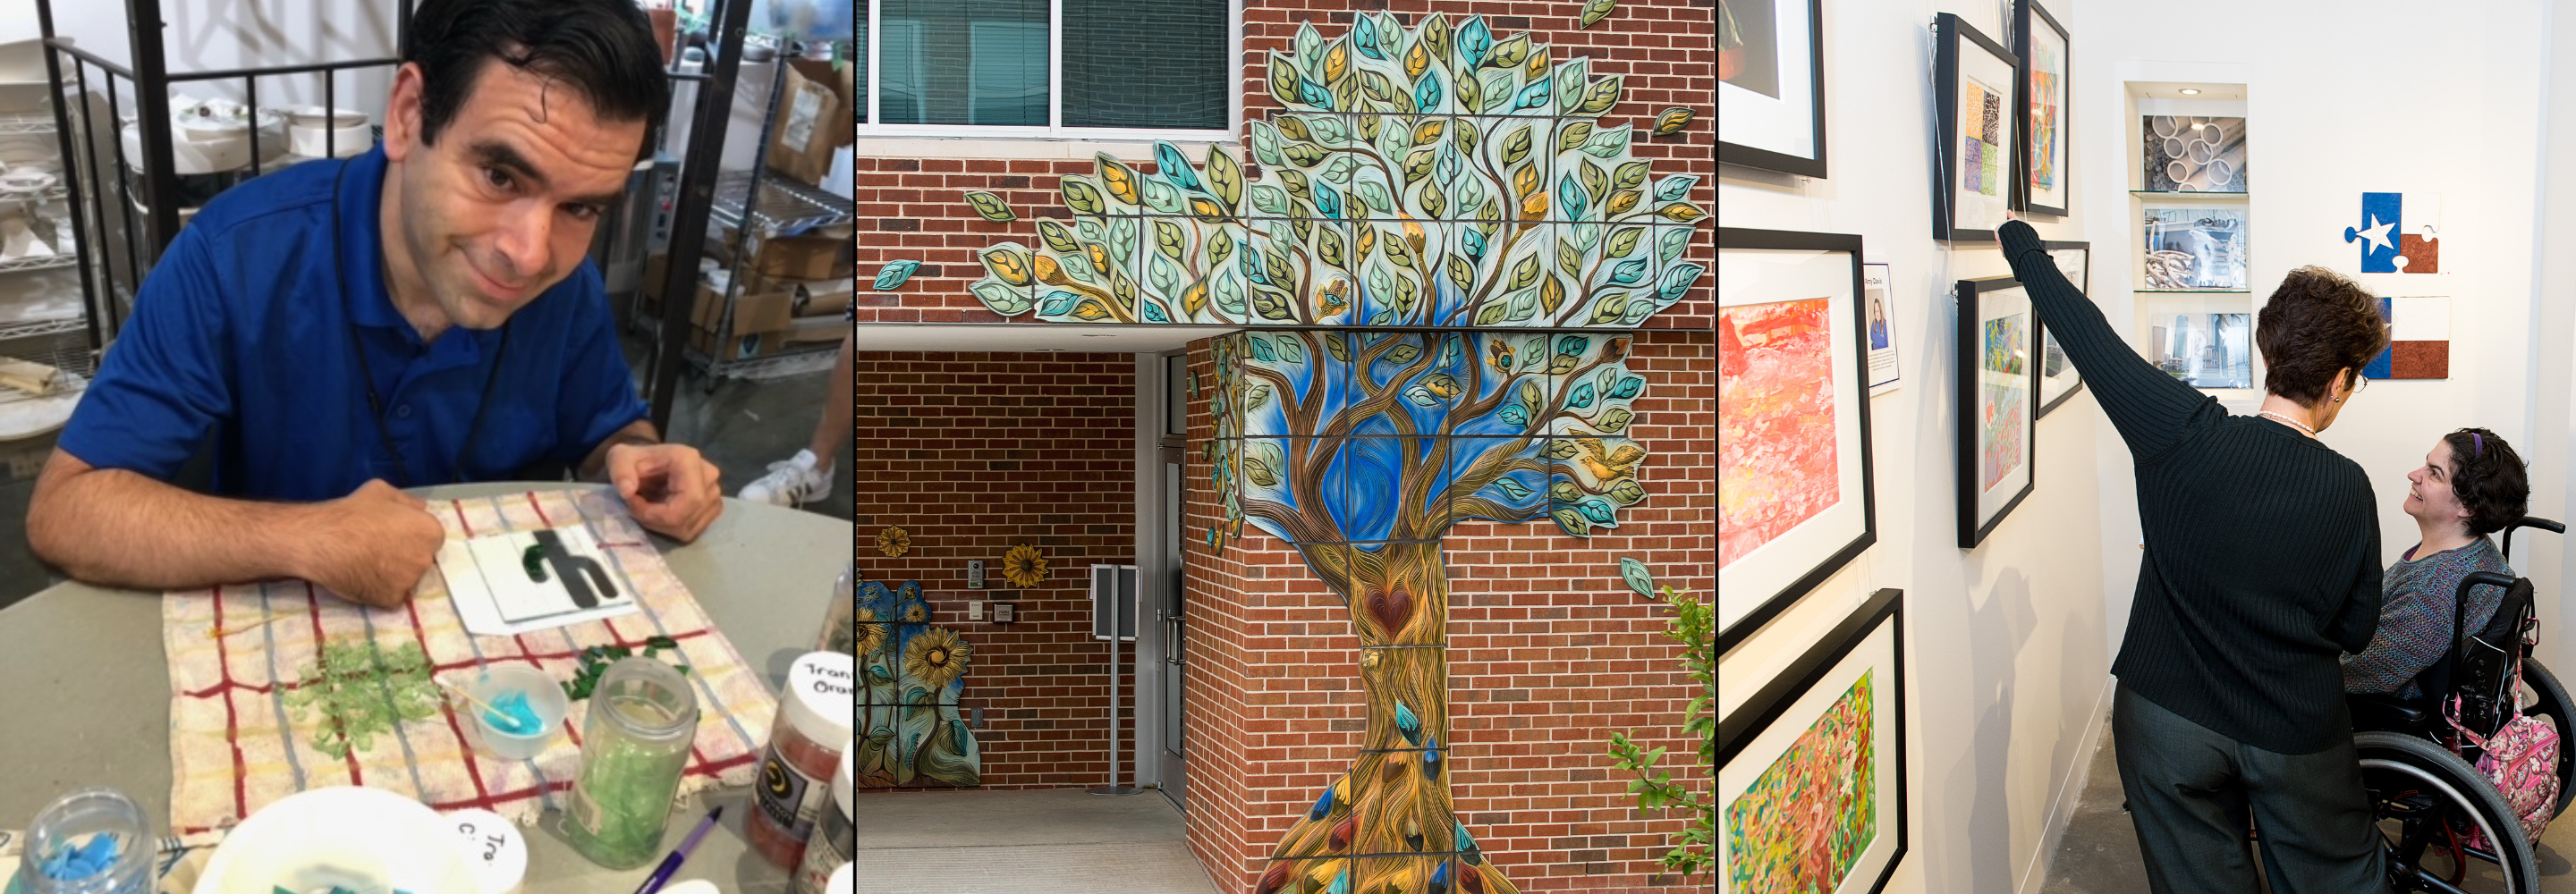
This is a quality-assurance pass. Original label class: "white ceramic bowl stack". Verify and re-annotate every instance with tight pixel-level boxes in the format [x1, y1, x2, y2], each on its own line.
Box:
[286, 106, 373, 160]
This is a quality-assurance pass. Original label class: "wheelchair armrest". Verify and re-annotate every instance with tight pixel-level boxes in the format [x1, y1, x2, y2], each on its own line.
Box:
[2350, 692, 2431, 731]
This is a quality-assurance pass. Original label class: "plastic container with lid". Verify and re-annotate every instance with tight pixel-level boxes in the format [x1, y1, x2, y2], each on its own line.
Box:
[562, 659, 700, 870]
[748, 652, 855, 869]
[17, 788, 151, 894]
[457, 665, 567, 762]
[815, 564, 856, 656]
[445, 808, 528, 894]
[792, 743, 857, 894]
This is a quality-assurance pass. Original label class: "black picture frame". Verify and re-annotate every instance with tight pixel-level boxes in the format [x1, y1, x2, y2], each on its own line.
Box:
[1932, 13, 2021, 241]
[1957, 274, 2039, 548]
[1718, 587, 1909, 894]
[1718, 0, 1829, 178]
[2012, 1, 2072, 216]
[2037, 240, 2089, 417]
[1717, 227, 1877, 655]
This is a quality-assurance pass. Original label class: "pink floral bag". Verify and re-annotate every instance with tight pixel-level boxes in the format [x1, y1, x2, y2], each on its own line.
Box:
[2449, 675, 2563, 848]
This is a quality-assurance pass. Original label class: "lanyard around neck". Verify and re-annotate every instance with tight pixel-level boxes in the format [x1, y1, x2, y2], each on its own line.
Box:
[330, 160, 510, 487]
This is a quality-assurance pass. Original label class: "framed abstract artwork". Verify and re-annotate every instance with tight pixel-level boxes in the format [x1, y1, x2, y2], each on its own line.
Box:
[2013, 1, 2071, 215]
[1933, 13, 2020, 240]
[1957, 274, 2038, 547]
[1719, 0, 1828, 177]
[2037, 241, 2088, 417]
[1719, 228, 1876, 653]
[1720, 587, 1908, 894]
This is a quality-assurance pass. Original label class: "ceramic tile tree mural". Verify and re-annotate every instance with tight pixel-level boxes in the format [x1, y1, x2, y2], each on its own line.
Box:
[853, 579, 981, 788]
[962, 18, 1704, 327]
[953, 12, 1707, 893]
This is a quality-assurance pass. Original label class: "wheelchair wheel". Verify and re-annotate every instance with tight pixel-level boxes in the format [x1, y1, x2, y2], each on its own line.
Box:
[2515, 655, 2576, 820]
[2356, 730, 2540, 892]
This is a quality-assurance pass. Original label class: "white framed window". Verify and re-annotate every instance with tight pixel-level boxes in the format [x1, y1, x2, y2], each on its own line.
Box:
[861, 0, 1241, 142]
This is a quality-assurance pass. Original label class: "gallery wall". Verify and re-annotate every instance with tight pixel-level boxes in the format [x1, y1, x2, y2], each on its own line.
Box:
[2068, 0, 2551, 676]
[1724, 1, 2553, 892]
[1720, 1, 2114, 890]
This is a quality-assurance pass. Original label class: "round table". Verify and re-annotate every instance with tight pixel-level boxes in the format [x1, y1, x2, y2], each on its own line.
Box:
[0, 483, 851, 892]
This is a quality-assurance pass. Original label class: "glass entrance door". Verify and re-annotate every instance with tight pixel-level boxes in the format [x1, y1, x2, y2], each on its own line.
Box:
[1157, 455, 1187, 807]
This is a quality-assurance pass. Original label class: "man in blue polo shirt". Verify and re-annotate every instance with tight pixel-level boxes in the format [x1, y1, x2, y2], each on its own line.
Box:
[24, 0, 724, 608]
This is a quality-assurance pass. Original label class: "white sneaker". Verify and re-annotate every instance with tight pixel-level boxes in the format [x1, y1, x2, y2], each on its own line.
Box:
[741, 449, 833, 506]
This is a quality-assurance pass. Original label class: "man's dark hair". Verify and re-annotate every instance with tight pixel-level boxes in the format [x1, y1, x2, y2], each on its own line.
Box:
[406, 0, 669, 155]
[2255, 266, 2390, 406]
[2442, 427, 2530, 537]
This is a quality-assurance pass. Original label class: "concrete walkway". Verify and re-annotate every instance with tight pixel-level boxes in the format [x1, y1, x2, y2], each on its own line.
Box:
[850, 789, 1221, 894]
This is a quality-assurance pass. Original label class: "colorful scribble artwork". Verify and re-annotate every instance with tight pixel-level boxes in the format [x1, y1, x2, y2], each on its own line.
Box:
[1720, 298, 1840, 570]
[1982, 384, 2026, 492]
[1982, 314, 2025, 376]
[1962, 76, 2006, 198]
[2028, 41, 2061, 191]
[1727, 670, 1877, 892]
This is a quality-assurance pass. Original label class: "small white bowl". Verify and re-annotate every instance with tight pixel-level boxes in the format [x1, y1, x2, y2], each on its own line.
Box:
[455, 665, 567, 761]
[193, 787, 481, 894]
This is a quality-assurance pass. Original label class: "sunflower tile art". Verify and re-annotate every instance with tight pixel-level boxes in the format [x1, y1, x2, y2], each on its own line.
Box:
[999, 543, 1048, 589]
[875, 526, 911, 558]
[854, 579, 981, 787]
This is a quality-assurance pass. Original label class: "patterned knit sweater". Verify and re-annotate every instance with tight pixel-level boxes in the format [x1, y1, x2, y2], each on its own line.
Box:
[2342, 536, 2510, 698]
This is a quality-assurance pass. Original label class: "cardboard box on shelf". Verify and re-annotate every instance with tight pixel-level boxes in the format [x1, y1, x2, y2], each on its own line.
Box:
[747, 232, 852, 281]
[725, 330, 801, 360]
[790, 278, 854, 318]
[784, 315, 847, 345]
[691, 282, 724, 332]
[637, 252, 672, 317]
[734, 289, 795, 334]
[767, 58, 852, 187]
[688, 276, 795, 335]
[687, 323, 717, 358]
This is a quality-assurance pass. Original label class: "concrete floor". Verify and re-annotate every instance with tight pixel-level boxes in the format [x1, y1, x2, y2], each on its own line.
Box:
[848, 789, 1218, 894]
[0, 353, 852, 609]
[2040, 715, 2576, 892]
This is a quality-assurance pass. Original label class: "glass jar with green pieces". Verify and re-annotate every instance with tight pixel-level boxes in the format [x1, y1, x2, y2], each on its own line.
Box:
[561, 658, 699, 869]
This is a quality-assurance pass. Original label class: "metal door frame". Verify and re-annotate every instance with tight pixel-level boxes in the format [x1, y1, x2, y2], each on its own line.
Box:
[1132, 350, 1192, 808]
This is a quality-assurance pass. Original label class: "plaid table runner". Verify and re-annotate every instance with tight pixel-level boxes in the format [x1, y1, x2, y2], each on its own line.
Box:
[161, 489, 777, 844]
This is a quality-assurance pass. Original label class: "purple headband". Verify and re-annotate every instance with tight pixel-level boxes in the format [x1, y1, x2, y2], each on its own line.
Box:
[2473, 432, 2486, 459]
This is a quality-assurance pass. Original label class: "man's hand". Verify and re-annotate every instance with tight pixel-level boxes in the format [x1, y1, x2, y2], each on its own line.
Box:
[609, 443, 724, 542]
[293, 479, 445, 608]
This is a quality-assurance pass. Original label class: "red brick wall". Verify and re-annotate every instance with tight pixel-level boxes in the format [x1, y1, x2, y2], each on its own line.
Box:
[853, 350, 1141, 790]
[852, 0, 1715, 331]
[1178, 330, 1716, 894]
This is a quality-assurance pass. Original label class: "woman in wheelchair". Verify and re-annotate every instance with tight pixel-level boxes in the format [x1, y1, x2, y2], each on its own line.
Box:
[2335, 428, 2576, 891]
[2344, 428, 2529, 700]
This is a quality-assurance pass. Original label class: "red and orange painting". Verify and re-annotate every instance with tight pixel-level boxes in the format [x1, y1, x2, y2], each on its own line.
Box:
[1721, 297, 1841, 570]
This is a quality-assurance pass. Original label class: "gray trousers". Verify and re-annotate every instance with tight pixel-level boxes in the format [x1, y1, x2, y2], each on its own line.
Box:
[2113, 684, 2390, 894]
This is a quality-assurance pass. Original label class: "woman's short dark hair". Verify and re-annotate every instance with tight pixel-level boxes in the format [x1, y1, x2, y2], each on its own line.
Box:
[2443, 427, 2529, 536]
[407, 0, 669, 156]
[2255, 266, 2389, 406]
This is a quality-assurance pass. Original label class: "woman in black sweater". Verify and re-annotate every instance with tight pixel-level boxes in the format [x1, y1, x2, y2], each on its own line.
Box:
[1997, 220, 2393, 892]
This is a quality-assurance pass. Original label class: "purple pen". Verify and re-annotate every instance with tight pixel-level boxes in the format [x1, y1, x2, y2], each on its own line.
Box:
[631, 805, 724, 894]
